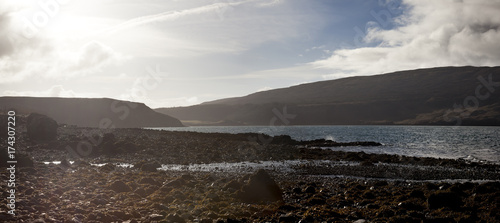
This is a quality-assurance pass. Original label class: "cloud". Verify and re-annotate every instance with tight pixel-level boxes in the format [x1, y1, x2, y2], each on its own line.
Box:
[3, 85, 99, 98]
[312, 0, 500, 77]
[257, 86, 272, 92]
[0, 1, 127, 84]
[0, 37, 125, 83]
[0, 14, 14, 57]
[61, 41, 125, 76]
[99, 0, 315, 57]
[102, 1, 251, 35]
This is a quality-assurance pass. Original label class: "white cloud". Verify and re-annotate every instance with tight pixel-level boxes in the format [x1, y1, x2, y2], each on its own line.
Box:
[61, 41, 126, 77]
[3, 85, 100, 98]
[312, 0, 500, 77]
[238, 63, 330, 80]
[101, 1, 249, 36]
[0, 1, 128, 84]
[0, 36, 126, 83]
[257, 86, 272, 92]
[98, 0, 319, 57]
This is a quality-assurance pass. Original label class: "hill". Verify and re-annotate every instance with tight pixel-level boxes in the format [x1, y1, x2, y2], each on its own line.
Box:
[0, 97, 184, 128]
[155, 66, 500, 126]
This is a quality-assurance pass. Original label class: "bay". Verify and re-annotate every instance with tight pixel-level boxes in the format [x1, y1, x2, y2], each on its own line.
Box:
[150, 125, 500, 163]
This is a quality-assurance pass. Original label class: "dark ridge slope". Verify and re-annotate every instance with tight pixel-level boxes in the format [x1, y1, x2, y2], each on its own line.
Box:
[0, 97, 183, 128]
[156, 66, 500, 126]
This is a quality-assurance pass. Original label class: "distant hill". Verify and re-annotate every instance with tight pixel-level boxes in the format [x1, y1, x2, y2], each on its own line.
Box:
[0, 97, 184, 128]
[156, 66, 500, 126]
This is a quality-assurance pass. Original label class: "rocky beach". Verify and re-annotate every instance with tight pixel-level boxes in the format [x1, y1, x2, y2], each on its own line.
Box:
[1, 120, 500, 222]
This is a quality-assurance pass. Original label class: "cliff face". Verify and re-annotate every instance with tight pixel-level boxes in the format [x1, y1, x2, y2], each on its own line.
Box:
[0, 97, 184, 128]
[156, 66, 500, 126]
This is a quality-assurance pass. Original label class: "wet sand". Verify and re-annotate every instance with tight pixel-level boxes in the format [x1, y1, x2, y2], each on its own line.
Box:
[1, 127, 499, 222]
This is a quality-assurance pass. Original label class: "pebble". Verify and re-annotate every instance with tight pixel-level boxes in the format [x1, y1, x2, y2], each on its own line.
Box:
[3, 126, 499, 222]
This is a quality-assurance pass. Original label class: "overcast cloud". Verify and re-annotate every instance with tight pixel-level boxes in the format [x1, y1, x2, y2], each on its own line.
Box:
[313, 0, 500, 77]
[1, 0, 499, 107]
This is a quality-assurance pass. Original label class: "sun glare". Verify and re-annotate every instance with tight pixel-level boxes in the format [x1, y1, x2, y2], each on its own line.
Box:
[8, 0, 93, 39]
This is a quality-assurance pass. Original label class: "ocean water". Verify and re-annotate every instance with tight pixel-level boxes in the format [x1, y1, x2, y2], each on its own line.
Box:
[151, 125, 500, 163]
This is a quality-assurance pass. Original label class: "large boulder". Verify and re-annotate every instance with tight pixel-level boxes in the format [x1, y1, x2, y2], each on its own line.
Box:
[427, 191, 463, 210]
[27, 113, 58, 141]
[108, 180, 131, 193]
[236, 169, 283, 203]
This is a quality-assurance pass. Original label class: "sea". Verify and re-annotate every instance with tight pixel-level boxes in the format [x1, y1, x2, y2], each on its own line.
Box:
[150, 125, 500, 164]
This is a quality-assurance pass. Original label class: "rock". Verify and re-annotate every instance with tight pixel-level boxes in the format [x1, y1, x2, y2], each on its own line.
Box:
[0, 115, 7, 139]
[279, 204, 300, 212]
[366, 203, 380, 209]
[427, 191, 462, 210]
[0, 211, 15, 221]
[17, 154, 34, 167]
[409, 190, 426, 199]
[180, 174, 194, 180]
[139, 177, 161, 186]
[360, 160, 374, 166]
[115, 141, 139, 154]
[224, 180, 243, 190]
[100, 133, 116, 154]
[164, 178, 186, 187]
[474, 182, 500, 194]
[292, 187, 302, 194]
[109, 210, 129, 221]
[102, 132, 115, 142]
[304, 186, 316, 194]
[398, 201, 424, 211]
[423, 217, 455, 223]
[374, 181, 388, 187]
[298, 215, 315, 223]
[362, 191, 376, 200]
[91, 198, 108, 206]
[207, 193, 219, 200]
[307, 196, 326, 206]
[134, 188, 147, 197]
[60, 159, 71, 168]
[140, 162, 161, 172]
[207, 212, 218, 219]
[166, 213, 185, 223]
[99, 163, 115, 172]
[376, 209, 395, 218]
[27, 113, 58, 141]
[279, 214, 298, 222]
[109, 181, 131, 193]
[149, 214, 164, 221]
[25, 188, 35, 195]
[271, 135, 295, 145]
[236, 169, 283, 203]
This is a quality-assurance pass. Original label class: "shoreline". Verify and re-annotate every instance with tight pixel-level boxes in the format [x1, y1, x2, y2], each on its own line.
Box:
[148, 125, 500, 164]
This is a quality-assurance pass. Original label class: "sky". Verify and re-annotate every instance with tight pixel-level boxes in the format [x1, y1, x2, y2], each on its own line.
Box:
[1, 0, 500, 108]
